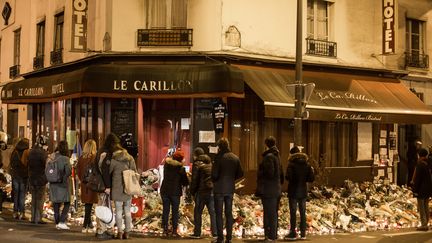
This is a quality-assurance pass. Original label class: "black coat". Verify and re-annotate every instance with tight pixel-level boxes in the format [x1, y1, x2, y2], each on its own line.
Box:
[190, 155, 213, 195]
[96, 148, 112, 189]
[212, 150, 243, 194]
[28, 146, 48, 186]
[160, 158, 189, 196]
[413, 158, 432, 198]
[256, 146, 284, 198]
[10, 140, 30, 179]
[286, 152, 314, 199]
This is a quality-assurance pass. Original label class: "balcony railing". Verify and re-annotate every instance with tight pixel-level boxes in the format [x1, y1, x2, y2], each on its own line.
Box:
[306, 38, 337, 58]
[50, 49, 63, 65]
[33, 55, 44, 70]
[137, 28, 193, 47]
[9, 65, 20, 79]
[405, 52, 429, 69]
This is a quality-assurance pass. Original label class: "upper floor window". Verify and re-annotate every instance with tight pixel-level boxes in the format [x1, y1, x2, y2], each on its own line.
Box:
[307, 0, 329, 40]
[36, 21, 45, 57]
[406, 19, 428, 68]
[54, 12, 64, 50]
[147, 0, 187, 29]
[13, 28, 21, 65]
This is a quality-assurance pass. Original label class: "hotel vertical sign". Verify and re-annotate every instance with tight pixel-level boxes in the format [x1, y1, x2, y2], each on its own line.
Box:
[383, 0, 395, 54]
[71, 0, 87, 51]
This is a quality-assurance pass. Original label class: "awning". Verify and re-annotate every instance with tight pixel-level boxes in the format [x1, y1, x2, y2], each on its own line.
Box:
[237, 65, 432, 124]
[1, 63, 244, 103]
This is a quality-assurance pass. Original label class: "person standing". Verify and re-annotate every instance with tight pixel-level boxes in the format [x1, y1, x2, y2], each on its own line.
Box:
[256, 136, 284, 242]
[212, 138, 244, 243]
[407, 140, 422, 186]
[48, 140, 72, 230]
[27, 136, 48, 224]
[10, 138, 30, 220]
[76, 139, 98, 233]
[412, 148, 432, 231]
[285, 146, 314, 240]
[160, 150, 189, 237]
[189, 153, 217, 239]
[110, 145, 137, 240]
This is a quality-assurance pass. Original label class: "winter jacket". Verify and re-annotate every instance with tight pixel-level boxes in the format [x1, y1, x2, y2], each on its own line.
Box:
[109, 149, 137, 202]
[212, 150, 243, 194]
[96, 148, 112, 189]
[77, 154, 98, 204]
[10, 140, 30, 179]
[412, 158, 432, 199]
[256, 146, 284, 198]
[190, 154, 213, 195]
[160, 158, 189, 196]
[48, 152, 72, 203]
[27, 146, 48, 186]
[286, 152, 314, 199]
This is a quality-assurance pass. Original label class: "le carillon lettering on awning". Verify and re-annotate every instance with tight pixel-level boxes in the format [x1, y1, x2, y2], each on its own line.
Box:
[113, 80, 193, 92]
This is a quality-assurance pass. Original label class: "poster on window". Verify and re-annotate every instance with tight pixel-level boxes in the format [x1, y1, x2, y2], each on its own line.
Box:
[212, 101, 227, 133]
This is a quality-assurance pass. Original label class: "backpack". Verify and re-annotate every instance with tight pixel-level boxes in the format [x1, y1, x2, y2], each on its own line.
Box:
[45, 154, 63, 183]
[86, 162, 105, 192]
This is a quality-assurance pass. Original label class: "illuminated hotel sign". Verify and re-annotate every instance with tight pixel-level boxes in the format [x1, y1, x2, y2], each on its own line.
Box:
[71, 0, 87, 51]
[383, 0, 395, 54]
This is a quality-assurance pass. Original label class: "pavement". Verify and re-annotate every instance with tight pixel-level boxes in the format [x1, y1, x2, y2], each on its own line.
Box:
[0, 202, 431, 243]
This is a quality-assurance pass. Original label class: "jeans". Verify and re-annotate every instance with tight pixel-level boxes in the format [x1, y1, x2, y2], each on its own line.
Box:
[53, 202, 70, 224]
[161, 195, 180, 232]
[193, 193, 217, 236]
[262, 197, 280, 240]
[417, 197, 430, 227]
[12, 177, 27, 213]
[288, 197, 306, 235]
[83, 203, 94, 228]
[114, 200, 132, 233]
[30, 185, 46, 223]
[214, 193, 234, 242]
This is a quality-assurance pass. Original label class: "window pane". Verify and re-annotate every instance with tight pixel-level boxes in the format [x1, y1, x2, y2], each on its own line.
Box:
[357, 123, 372, 161]
[316, 0, 328, 40]
[307, 0, 314, 38]
[149, 0, 167, 28]
[54, 13, 64, 50]
[36, 22, 45, 56]
[172, 0, 187, 28]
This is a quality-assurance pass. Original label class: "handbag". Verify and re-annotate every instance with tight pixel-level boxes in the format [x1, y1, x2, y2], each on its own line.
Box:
[95, 194, 114, 225]
[122, 161, 141, 196]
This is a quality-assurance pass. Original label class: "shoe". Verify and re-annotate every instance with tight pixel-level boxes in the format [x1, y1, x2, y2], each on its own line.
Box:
[57, 223, 70, 230]
[189, 234, 201, 239]
[225, 240, 232, 243]
[171, 232, 180, 238]
[96, 232, 113, 239]
[37, 221, 47, 224]
[162, 230, 169, 237]
[116, 231, 124, 239]
[123, 232, 129, 239]
[284, 232, 297, 241]
[87, 227, 95, 233]
[82, 228, 88, 233]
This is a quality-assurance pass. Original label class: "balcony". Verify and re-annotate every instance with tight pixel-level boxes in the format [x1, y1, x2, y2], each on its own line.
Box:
[33, 55, 44, 70]
[405, 52, 429, 69]
[9, 65, 20, 79]
[50, 49, 63, 65]
[137, 28, 193, 47]
[306, 38, 337, 58]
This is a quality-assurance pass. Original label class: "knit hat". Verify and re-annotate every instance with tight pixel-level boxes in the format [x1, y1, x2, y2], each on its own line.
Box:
[193, 147, 205, 157]
[173, 150, 185, 162]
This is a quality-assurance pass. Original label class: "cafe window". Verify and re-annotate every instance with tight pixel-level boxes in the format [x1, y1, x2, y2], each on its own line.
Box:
[13, 28, 21, 65]
[36, 21, 45, 57]
[54, 12, 64, 50]
[146, 0, 187, 28]
[307, 0, 331, 40]
[357, 122, 372, 161]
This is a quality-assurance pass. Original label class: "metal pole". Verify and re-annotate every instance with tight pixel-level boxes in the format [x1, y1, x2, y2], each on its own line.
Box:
[294, 0, 303, 147]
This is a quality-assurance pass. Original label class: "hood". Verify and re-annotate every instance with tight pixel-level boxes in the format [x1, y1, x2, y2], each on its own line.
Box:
[165, 157, 183, 167]
[196, 154, 211, 164]
[15, 139, 29, 151]
[262, 146, 279, 157]
[112, 149, 134, 163]
[288, 152, 309, 163]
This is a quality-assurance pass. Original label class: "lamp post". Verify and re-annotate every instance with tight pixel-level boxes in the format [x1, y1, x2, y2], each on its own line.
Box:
[294, 0, 303, 147]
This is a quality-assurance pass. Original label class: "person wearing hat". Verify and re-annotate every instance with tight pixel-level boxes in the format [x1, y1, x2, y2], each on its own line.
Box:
[160, 149, 189, 237]
[27, 136, 49, 224]
[412, 148, 432, 231]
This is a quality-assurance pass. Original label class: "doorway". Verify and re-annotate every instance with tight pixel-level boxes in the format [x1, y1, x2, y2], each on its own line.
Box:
[7, 109, 18, 144]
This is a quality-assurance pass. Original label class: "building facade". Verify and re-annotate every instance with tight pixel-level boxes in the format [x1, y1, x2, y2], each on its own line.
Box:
[0, 0, 431, 192]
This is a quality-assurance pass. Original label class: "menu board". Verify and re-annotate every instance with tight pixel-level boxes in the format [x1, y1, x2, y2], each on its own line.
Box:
[111, 99, 136, 137]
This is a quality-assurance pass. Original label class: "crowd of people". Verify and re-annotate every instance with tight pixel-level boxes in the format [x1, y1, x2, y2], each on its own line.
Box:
[0, 133, 430, 242]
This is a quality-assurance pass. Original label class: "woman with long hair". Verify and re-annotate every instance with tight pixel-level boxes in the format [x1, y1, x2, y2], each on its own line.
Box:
[77, 139, 98, 233]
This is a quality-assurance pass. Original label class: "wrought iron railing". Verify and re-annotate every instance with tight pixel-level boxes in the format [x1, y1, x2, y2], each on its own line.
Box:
[306, 38, 337, 58]
[50, 49, 63, 65]
[405, 52, 429, 69]
[9, 65, 20, 79]
[137, 29, 193, 47]
[33, 55, 44, 70]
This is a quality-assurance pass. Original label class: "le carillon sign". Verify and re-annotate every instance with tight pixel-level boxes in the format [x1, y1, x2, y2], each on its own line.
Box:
[1, 63, 244, 103]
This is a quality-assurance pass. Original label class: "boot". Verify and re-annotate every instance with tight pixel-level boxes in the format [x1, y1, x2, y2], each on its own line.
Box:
[116, 231, 124, 240]
[123, 232, 129, 239]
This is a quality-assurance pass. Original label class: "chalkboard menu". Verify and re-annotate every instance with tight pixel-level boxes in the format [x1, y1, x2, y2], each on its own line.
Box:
[111, 99, 136, 137]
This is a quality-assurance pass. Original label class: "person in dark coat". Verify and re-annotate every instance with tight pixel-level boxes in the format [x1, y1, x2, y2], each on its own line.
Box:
[256, 136, 284, 241]
[28, 137, 48, 224]
[76, 139, 98, 233]
[212, 138, 243, 243]
[285, 146, 314, 240]
[110, 147, 137, 240]
[189, 153, 217, 239]
[10, 138, 30, 220]
[412, 148, 432, 231]
[160, 150, 189, 237]
[48, 140, 72, 230]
